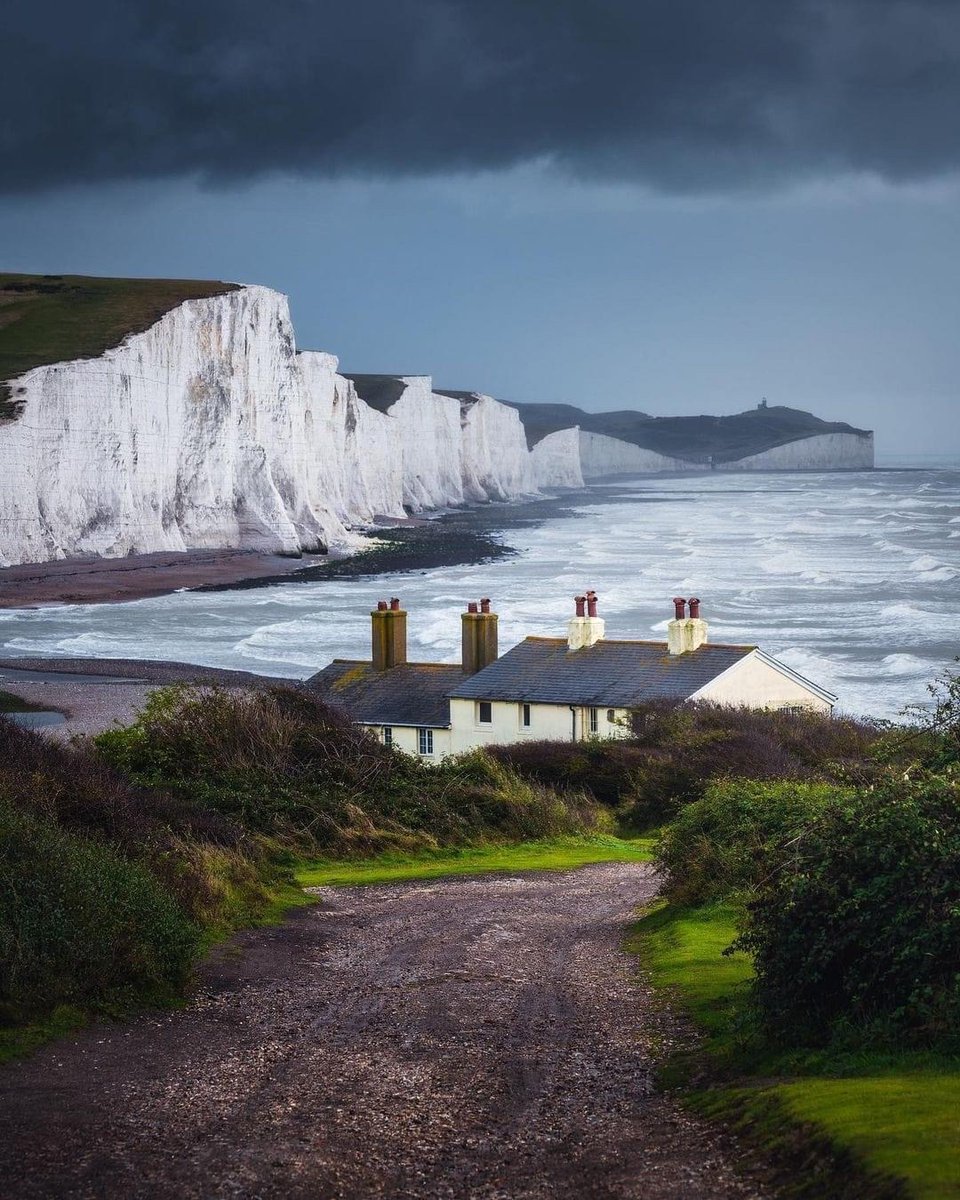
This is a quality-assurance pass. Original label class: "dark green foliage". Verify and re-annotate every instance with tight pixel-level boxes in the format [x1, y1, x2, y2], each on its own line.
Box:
[734, 774, 960, 1045]
[894, 662, 960, 772]
[656, 778, 850, 904]
[0, 801, 199, 1023]
[492, 701, 880, 827]
[95, 685, 602, 855]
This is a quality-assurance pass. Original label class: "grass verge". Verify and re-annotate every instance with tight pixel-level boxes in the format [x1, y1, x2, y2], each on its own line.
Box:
[296, 834, 654, 888]
[0, 273, 237, 416]
[629, 902, 960, 1198]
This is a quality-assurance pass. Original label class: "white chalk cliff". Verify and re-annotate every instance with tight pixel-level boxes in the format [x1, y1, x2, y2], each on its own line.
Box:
[0, 283, 874, 569]
[0, 287, 547, 568]
[714, 431, 875, 471]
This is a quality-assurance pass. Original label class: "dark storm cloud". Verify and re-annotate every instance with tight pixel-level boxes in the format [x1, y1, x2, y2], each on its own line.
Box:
[3, 0, 960, 194]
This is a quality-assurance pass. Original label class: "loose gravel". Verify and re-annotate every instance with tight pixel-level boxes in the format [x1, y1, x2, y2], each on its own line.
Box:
[0, 863, 766, 1199]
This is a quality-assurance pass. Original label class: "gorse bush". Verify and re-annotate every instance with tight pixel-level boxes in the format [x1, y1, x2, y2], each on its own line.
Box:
[655, 778, 850, 905]
[492, 701, 881, 827]
[0, 800, 199, 1023]
[95, 685, 604, 854]
[734, 773, 960, 1046]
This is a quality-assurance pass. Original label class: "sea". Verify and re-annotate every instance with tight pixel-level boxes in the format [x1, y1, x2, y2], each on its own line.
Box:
[1, 462, 958, 721]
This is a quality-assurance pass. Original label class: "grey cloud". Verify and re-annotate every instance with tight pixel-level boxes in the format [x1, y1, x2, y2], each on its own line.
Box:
[3, 0, 960, 194]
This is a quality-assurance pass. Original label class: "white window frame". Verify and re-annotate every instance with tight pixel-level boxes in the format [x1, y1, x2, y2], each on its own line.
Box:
[588, 707, 599, 735]
[382, 726, 393, 746]
[417, 727, 434, 755]
[477, 700, 493, 725]
[520, 702, 532, 729]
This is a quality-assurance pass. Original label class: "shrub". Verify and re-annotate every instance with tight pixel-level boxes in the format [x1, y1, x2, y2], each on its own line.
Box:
[493, 702, 881, 828]
[0, 800, 200, 1023]
[95, 685, 603, 854]
[656, 778, 849, 904]
[734, 773, 960, 1045]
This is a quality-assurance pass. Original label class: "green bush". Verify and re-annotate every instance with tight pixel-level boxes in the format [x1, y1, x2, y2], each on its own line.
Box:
[734, 773, 960, 1045]
[656, 778, 849, 904]
[95, 685, 603, 854]
[0, 800, 200, 1023]
[492, 701, 881, 828]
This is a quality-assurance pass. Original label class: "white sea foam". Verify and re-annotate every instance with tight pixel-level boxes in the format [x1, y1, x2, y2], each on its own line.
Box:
[1, 468, 957, 717]
[879, 653, 936, 677]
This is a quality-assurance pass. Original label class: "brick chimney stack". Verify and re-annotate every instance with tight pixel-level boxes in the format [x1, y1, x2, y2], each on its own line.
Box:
[667, 596, 709, 655]
[568, 591, 605, 651]
[371, 597, 408, 670]
[462, 598, 499, 675]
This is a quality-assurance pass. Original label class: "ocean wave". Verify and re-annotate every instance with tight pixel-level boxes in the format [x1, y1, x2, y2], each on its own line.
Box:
[879, 653, 937, 677]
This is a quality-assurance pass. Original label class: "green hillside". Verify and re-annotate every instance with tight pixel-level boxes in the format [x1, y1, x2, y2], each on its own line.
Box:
[0, 273, 238, 417]
[505, 400, 871, 462]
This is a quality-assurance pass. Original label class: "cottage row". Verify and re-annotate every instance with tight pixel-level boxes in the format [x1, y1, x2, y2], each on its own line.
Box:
[307, 594, 836, 758]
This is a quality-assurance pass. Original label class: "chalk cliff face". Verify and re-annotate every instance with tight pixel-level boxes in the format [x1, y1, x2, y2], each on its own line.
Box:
[380, 378, 465, 511]
[718, 432, 875, 471]
[0, 286, 353, 567]
[529, 428, 586, 490]
[0, 280, 875, 570]
[295, 352, 404, 524]
[460, 394, 537, 502]
[0, 288, 546, 568]
[577, 431, 693, 478]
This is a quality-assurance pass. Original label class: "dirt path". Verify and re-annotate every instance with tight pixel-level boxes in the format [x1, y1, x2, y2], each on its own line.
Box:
[0, 864, 764, 1199]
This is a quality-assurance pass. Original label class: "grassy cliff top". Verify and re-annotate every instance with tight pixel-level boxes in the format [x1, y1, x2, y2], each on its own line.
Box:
[0, 273, 238, 415]
[505, 400, 871, 462]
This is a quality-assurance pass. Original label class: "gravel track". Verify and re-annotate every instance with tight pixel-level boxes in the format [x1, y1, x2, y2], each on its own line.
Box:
[0, 863, 765, 1199]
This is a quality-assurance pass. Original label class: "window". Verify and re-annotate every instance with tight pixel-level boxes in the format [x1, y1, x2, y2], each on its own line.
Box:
[382, 726, 393, 746]
[606, 709, 616, 724]
[589, 707, 599, 735]
[780, 705, 806, 715]
[478, 701, 493, 724]
[521, 702, 531, 728]
[417, 727, 434, 755]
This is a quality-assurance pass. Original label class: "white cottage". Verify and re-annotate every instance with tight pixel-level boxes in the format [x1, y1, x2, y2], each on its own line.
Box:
[307, 593, 836, 759]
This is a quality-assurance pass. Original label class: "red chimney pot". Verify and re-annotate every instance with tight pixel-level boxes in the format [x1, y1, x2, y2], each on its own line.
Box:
[688, 597, 701, 619]
[574, 595, 586, 617]
[586, 591, 598, 618]
[389, 597, 401, 611]
[480, 598, 491, 614]
[672, 596, 687, 620]
[377, 600, 388, 611]
[467, 601, 478, 613]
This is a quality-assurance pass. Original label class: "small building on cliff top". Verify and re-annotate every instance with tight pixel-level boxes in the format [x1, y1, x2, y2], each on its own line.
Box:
[306, 594, 836, 759]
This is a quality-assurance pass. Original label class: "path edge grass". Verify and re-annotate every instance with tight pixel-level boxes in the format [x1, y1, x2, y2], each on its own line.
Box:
[626, 902, 917, 1200]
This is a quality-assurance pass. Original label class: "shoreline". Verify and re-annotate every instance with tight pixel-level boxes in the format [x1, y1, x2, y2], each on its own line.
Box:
[0, 492, 594, 610]
[0, 548, 324, 610]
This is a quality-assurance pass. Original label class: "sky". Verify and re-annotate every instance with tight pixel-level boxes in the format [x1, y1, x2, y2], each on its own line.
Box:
[2, 0, 959, 456]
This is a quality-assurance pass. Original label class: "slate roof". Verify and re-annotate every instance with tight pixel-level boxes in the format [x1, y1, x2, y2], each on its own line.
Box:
[306, 661, 465, 727]
[447, 637, 756, 706]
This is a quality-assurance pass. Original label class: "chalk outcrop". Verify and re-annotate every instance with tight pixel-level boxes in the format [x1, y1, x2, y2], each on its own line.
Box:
[0, 279, 876, 570]
[530, 429, 586, 490]
[717, 432, 875, 471]
[577, 431, 693, 478]
[0, 288, 542, 568]
[460, 393, 537, 502]
[0, 286, 351, 567]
